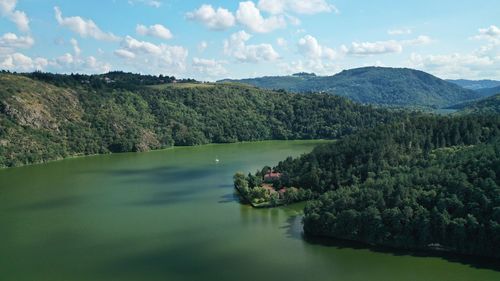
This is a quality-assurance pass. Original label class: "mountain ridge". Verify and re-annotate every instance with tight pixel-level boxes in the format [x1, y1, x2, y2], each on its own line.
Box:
[220, 67, 481, 109]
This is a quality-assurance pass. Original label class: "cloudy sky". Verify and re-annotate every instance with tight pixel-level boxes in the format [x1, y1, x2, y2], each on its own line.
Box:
[0, 0, 499, 80]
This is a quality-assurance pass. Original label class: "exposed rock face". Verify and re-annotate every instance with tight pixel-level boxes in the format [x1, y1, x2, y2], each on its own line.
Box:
[1, 76, 84, 130]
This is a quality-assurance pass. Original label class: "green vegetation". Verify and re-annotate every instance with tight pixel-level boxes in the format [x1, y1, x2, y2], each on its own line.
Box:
[233, 169, 315, 207]
[0, 71, 403, 168]
[451, 94, 500, 114]
[259, 115, 500, 258]
[221, 67, 481, 108]
[476, 86, 500, 98]
[447, 79, 500, 91]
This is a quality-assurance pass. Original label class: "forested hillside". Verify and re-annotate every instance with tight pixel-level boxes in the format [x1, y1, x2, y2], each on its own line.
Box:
[447, 79, 500, 91]
[476, 86, 500, 98]
[451, 94, 500, 114]
[266, 115, 500, 258]
[0, 72, 403, 168]
[221, 67, 481, 108]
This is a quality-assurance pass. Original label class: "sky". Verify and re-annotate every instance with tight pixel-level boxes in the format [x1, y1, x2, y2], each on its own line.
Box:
[0, 0, 499, 81]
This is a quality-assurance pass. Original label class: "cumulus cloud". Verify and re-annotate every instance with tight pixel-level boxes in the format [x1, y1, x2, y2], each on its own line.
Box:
[224, 30, 280, 62]
[0, 0, 30, 32]
[114, 35, 189, 74]
[472, 25, 500, 44]
[114, 49, 136, 59]
[54, 6, 120, 41]
[343, 40, 403, 55]
[186, 4, 235, 31]
[280, 59, 340, 75]
[192, 57, 228, 77]
[53, 52, 111, 73]
[343, 36, 431, 56]
[407, 52, 497, 79]
[298, 35, 336, 59]
[0, 53, 48, 71]
[258, 0, 338, 15]
[136, 24, 173, 40]
[69, 38, 81, 56]
[236, 1, 286, 33]
[0, 32, 34, 50]
[387, 28, 412, 35]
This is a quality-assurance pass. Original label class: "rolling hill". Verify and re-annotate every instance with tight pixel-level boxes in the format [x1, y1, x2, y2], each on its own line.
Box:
[0, 72, 403, 168]
[451, 93, 500, 114]
[447, 79, 500, 90]
[221, 67, 481, 108]
[476, 86, 500, 97]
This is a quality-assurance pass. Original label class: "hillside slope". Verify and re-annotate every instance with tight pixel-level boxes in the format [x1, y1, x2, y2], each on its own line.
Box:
[0, 72, 403, 168]
[476, 86, 500, 98]
[266, 115, 500, 258]
[447, 79, 500, 90]
[222, 67, 481, 108]
[451, 94, 500, 114]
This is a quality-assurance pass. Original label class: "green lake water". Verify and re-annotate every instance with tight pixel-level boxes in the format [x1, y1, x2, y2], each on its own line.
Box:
[0, 140, 499, 281]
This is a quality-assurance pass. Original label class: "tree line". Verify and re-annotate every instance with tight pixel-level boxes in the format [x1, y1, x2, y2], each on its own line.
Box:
[271, 114, 500, 258]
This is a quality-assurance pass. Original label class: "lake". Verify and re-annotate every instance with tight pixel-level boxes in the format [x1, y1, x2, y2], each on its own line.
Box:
[0, 140, 498, 281]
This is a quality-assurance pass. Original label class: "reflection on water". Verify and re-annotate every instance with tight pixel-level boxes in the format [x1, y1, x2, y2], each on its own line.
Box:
[0, 140, 499, 281]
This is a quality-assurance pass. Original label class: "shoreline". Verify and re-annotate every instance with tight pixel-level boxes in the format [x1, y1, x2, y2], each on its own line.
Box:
[0, 139, 332, 170]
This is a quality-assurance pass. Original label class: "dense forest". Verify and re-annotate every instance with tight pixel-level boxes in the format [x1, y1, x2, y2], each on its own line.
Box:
[0, 72, 403, 168]
[451, 94, 500, 114]
[265, 115, 500, 258]
[222, 67, 481, 108]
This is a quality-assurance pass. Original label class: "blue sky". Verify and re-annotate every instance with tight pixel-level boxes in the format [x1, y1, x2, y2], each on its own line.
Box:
[0, 0, 499, 80]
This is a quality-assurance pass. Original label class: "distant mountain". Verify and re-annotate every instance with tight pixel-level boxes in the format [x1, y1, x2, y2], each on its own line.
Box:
[451, 94, 500, 114]
[476, 86, 500, 97]
[447, 79, 500, 90]
[221, 67, 481, 108]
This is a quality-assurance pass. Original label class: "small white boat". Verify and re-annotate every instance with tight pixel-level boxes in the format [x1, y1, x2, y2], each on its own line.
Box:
[215, 158, 220, 163]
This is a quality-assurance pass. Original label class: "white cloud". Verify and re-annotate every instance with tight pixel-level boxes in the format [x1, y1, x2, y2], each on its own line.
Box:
[70, 38, 81, 56]
[128, 0, 162, 8]
[343, 40, 403, 55]
[298, 35, 336, 59]
[198, 41, 208, 52]
[114, 49, 136, 59]
[0, 32, 34, 50]
[472, 25, 500, 44]
[192, 57, 228, 77]
[121, 35, 162, 55]
[280, 59, 340, 75]
[224, 30, 280, 63]
[343, 36, 431, 56]
[236, 1, 286, 33]
[258, 0, 339, 15]
[0, 0, 29, 32]
[407, 52, 498, 79]
[52, 52, 111, 73]
[276, 37, 287, 48]
[114, 35, 189, 74]
[54, 6, 120, 41]
[0, 53, 48, 71]
[287, 0, 339, 15]
[257, 0, 286, 14]
[186, 4, 235, 31]
[258, 0, 338, 15]
[136, 24, 173, 40]
[388, 28, 412, 35]
[403, 35, 432, 46]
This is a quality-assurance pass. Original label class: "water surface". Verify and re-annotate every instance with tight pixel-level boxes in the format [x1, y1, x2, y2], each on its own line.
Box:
[0, 140, 498, 281]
